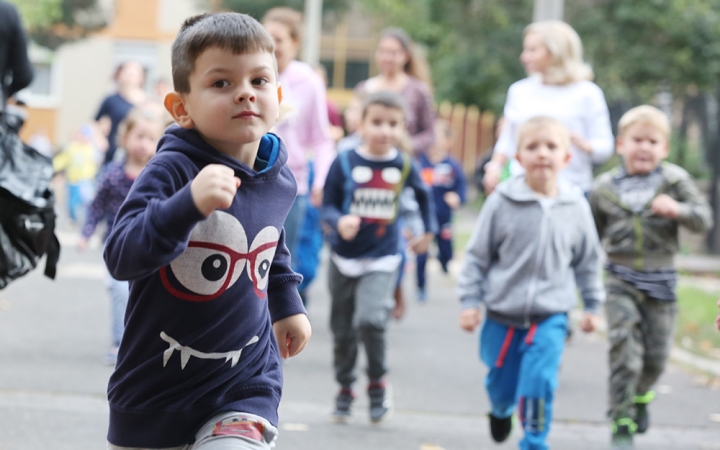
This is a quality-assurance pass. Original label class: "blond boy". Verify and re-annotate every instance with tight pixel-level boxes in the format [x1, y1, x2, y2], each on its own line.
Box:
[589, 105, 713, 448]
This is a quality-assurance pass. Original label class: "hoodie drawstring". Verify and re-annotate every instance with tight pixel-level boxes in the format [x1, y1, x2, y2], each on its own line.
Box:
[494, 323, 539, 368]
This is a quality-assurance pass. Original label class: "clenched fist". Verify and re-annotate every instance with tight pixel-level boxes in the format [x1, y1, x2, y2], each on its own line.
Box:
[191, 164, 241, 217]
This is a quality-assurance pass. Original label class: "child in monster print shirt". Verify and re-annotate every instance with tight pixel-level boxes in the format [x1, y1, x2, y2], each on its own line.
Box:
[103, 12, 311, 449]
[322, 91, 437, 424]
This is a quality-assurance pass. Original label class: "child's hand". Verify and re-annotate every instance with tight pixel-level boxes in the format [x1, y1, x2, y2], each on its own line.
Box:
[409, 232, 433, 254]
[191, 164, 241, 217]
[392, 293, 406, 320]
[482, 162, 502, 194]
[444, 191, 461, 210]
[579, 312, 600, 333]
[337, 215, 361, 241]
[459, 308, 482, 332]
[570, 132, 593, 154]
[77, 237, 88, 252]
[273, 313, 312, 359]
[651, 194, 680, 219]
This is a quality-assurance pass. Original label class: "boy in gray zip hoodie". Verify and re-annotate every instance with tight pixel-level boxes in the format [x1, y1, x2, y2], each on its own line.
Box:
[457, 116, 604, 450]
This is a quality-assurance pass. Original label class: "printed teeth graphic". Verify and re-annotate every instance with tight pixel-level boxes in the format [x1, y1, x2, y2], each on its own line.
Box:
[349, 188, 395, 219]
[160, 332, 259, 369]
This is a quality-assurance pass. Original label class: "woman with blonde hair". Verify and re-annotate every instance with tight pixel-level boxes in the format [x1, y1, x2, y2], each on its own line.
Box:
[482, 20, 613, 195]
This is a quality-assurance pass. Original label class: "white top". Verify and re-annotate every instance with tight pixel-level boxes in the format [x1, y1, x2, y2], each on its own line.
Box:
[494, 75, 614, 192]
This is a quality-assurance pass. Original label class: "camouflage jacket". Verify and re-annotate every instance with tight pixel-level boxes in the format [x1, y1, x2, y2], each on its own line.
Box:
[589, 162, 713, 271]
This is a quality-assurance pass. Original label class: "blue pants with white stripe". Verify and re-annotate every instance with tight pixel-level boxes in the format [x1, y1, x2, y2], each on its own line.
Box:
[480, 314, 567, 450]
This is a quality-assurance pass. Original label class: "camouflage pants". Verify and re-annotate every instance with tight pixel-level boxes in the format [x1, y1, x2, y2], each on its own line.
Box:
[606, 272, 677, 421]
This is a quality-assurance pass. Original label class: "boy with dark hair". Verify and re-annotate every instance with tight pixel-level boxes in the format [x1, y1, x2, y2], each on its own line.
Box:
[104, 12, 311, 449]
[458, 116, 603, 450]
[590, 105, 712, 448]
[322, 91, 436, 423]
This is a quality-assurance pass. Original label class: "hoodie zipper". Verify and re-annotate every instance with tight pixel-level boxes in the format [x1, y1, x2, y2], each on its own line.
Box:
[524, 203, 550, 328]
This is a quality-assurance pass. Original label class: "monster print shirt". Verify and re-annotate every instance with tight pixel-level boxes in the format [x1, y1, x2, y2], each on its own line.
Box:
[103, 125, 305, 448]
[322, 147, 437, 262]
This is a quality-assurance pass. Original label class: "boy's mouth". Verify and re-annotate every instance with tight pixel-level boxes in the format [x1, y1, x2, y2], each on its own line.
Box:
[233, 111, 259, 119]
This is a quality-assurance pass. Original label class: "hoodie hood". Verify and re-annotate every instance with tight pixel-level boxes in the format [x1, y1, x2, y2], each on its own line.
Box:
[497, 174, 584, 204]
[157, 125, 286, 180]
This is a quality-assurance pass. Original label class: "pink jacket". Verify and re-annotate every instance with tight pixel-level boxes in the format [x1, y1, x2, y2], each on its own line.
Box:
[273, 60, 335, 196]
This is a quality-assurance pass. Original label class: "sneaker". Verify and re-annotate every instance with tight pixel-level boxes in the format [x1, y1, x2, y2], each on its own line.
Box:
[634, 391, 655, 434]
[368, 380, 393, 423]
[611, 418, 636, 449]
[417, 288, 426, 303]
[332, 388, 355, 423]
[440, 261, 449, 274]
[488, 413, 512, 443]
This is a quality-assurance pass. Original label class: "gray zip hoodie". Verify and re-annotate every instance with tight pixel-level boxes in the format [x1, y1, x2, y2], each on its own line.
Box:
[457, 175, 605, 328]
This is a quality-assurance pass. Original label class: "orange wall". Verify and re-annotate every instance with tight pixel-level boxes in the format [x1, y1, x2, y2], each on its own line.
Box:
[102, 0, 174, 41]
[20, 107, 58, 146]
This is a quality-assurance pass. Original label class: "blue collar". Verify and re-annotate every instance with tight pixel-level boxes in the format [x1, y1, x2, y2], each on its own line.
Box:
[254, 134, 280, 173]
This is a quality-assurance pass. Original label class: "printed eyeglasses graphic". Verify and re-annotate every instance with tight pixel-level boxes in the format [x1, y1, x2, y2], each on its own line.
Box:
[160, 212, 279, 302]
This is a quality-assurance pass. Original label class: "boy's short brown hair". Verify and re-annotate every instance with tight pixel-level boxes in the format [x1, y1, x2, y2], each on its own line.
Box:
[171, 12, 275, 93]
[516, 116, 570, 151]
[618, 105, 670, 141]
[361, 91, 406, 119]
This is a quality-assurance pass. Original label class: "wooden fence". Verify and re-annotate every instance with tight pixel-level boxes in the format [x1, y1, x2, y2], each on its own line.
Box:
[436, 101, 496, 176]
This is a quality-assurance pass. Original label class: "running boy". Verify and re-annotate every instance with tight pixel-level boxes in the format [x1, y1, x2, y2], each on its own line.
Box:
[322, 91, 436, 423]
[416, 119, 467, 300]
[103, 12, 311, 449]
[589, 105, 712, 448]
[457, 116, 604, 450]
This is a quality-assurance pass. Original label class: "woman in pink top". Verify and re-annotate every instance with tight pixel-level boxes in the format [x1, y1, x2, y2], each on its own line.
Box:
[263, 8, 335, 256]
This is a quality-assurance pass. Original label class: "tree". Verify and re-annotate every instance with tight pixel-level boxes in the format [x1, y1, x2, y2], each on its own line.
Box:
[8, 0, 107, 50]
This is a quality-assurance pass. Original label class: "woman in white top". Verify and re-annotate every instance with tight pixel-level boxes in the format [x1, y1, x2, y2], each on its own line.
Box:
[483, 20, 614, 194]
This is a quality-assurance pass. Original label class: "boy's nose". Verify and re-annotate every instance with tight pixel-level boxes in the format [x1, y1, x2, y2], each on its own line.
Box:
[235, 85, 256, 103]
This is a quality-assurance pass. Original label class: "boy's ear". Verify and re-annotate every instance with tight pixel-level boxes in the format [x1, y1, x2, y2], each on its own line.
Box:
[164, 91, 194, 129]
[277, 84, 283, 104]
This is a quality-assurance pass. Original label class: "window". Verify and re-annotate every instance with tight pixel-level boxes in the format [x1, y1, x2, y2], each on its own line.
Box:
[16, 44, 59, 107]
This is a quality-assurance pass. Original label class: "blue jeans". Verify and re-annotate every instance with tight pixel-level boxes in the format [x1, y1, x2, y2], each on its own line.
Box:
[283, 195, 308, 267]
[480, 314, 567, 450]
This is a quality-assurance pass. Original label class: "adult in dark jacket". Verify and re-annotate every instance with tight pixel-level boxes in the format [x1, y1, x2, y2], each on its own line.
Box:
[0, 0, 33, 100]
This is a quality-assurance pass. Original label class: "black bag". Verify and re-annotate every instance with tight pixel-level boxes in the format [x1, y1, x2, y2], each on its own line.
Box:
[0, 106, 60, 289]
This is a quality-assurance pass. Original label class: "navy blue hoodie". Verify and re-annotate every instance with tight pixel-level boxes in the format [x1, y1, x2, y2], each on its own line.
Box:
[103, 126, 305, 448]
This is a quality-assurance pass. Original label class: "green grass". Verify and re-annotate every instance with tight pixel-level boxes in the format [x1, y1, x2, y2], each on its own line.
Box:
[676, 285, 720, 358]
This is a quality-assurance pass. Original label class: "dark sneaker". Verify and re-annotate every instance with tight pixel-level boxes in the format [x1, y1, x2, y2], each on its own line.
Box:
[440, 261, 449, 274]
[488, 413, 512, 443]
[611, 418, 636, 449]
[332, 388, 355, 423]
[368, 380, 393, 423]
[633, 391, 655, 434]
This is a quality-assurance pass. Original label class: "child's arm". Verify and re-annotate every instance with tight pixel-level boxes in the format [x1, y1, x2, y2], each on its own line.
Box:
[405, 161, 438, 252]
[104, 162, 232, 281]
[572, 201, 606, 331]
[78, 168, 113, 250]
[588, 184, 607, 240]
[267, 229, 311, 359]
[456, 194, 501, 331]
[652, 175, 713, 233]
[454, 158, 468, 205]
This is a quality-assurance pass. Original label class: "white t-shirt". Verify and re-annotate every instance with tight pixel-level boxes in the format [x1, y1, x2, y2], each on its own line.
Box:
[494, 75, 614, 192]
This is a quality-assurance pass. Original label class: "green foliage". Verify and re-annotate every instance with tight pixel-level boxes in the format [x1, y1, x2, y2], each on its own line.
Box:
[216, 0, 350, 20]
[9, 0, 106, 49]
[567, 0, 720, 104]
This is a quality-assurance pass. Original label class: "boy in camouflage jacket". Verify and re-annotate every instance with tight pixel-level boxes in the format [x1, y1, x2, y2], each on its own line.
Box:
[589, 105, 713, 448]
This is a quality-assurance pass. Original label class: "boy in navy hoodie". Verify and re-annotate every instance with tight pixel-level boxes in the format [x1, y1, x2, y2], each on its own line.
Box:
[103, 12, 311, 449]
[322, 91, 437, 423]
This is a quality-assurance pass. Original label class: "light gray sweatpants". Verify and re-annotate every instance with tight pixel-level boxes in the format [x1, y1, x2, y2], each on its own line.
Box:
[328, 259, 397, 388]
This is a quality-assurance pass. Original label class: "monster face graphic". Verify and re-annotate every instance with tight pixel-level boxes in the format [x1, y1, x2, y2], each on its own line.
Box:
[349, 165, 403, 221]
[421, 163, 455, 188]
[160, 211, 279, 301]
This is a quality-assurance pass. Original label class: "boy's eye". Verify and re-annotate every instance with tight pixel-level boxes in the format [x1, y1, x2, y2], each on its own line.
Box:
[548, 143, 557, 150]
[389, 121, 398, 127]
[252, 78, 268, 86]
[212, 80, 229, 89]
[372, 119, 382, 126]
